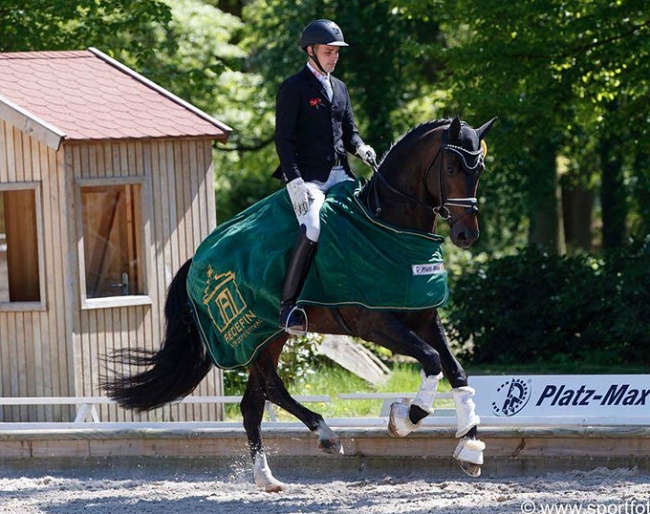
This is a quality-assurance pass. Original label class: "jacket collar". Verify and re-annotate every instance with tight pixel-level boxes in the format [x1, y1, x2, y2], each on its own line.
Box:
[300, 65, 333, 104]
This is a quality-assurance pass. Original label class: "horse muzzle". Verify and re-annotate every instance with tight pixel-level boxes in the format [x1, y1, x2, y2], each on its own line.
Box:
[451, 225, 480, 248]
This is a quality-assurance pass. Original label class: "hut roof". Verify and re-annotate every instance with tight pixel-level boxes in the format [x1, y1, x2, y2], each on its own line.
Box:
[0, 48, 231, 150]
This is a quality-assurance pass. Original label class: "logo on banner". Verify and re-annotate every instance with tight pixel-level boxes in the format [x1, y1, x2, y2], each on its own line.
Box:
[491, 378, 532, 416]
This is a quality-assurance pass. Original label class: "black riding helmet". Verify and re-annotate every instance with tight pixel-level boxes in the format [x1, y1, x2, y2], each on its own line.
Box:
[300, 19, 349, 50]
[300, 19, 348, 75]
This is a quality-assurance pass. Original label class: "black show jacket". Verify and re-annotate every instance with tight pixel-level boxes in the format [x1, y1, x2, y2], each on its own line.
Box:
[274, 66, 365, 183]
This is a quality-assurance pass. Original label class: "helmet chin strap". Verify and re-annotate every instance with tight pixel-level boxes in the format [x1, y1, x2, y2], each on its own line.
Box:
[308, 45, 328, 75]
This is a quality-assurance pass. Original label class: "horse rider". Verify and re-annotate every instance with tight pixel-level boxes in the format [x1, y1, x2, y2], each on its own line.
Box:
[274, 19, 376, 335]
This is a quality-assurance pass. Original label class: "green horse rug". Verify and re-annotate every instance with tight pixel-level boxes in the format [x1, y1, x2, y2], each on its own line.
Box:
[187, 179, 449, 369]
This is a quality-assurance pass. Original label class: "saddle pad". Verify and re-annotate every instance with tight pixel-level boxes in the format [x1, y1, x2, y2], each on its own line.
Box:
[187, 179, 448, 369]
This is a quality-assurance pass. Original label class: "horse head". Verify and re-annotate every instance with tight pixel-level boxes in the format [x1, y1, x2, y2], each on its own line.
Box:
[368, 116, 496, 248]
[436, 116, 496, 248]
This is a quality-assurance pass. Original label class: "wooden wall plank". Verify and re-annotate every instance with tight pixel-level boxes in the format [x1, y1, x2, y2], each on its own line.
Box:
[13, 127, 24, 182]
[29, 132, 40, 181]
[53, 147, 70, 420]
[5, 122, 15, 182]
[16, 313, 28, 421]
[0, 121, 8, 181]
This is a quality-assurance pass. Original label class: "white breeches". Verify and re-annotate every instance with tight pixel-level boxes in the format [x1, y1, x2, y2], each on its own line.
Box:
[299, 166, 352, 242]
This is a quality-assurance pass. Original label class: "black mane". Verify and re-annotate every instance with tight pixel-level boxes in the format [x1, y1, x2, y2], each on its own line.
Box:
[379, 119, 451, 168]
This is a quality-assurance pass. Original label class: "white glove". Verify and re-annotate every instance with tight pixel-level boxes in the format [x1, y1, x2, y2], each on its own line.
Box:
[356, 144, 377, 166]
[286, 177, 309, 219]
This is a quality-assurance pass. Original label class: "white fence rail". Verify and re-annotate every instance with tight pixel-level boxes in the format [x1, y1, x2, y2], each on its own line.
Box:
[1, 375, 649, 427]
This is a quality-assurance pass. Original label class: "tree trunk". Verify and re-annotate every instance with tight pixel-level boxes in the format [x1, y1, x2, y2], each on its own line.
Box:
[562, 184, 594, 252]
[528, 141, 565, 254]
[632, 151, 650, 238]
[216, 0, 244, 17]
[600, 133, 627, 250]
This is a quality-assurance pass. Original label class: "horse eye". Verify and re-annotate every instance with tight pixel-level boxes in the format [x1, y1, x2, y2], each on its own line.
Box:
[447, 166, 455, 175]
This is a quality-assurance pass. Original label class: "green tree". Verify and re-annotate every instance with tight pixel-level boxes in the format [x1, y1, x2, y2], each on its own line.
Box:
[0, 0, 175, 65]
[419, 0, 650, 253]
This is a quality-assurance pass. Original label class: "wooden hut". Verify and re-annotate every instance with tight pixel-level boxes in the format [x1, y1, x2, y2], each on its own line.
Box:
[0, 48, 231, 422]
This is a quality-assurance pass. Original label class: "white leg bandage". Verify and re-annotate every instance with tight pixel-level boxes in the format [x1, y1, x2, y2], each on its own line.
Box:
[388, 372, 443, 437]
[452, 386, 481, 438]
[253, 453, 285, 492]
[413, 372, 443, 413]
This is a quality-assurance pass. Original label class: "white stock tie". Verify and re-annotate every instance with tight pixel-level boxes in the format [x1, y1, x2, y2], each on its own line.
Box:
[323, 77, 333, 102]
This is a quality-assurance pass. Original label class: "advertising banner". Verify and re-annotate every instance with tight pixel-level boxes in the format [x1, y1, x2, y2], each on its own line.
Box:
[469, 375, 650, 426]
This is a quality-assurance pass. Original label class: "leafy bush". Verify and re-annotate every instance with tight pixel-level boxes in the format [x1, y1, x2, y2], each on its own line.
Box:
[445, 238, 650, 366]
[223, 333, 326, 394]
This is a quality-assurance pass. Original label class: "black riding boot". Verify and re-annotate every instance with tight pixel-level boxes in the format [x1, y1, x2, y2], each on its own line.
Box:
[279, 230, 317, 335]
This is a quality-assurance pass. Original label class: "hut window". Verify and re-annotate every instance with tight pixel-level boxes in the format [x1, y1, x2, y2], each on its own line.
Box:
[0, 189, 41, 302]
[81, 184, 143, 298]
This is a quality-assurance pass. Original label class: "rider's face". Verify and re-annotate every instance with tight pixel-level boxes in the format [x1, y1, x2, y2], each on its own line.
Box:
[309, 45, 340, 74]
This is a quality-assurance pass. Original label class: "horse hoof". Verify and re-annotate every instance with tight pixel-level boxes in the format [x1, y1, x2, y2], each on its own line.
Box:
[388, 401, 419, 437]
[458, 460, 482, 478]
[453, 437, 485, 478]
[254, 453, 286, 492]
[256, 475, 287, 493]
[319, 438, 344, 455]
[264, 482, 287, 493]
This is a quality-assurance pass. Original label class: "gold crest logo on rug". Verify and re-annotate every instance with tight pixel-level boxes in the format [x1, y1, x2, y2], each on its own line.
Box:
[202, 267, 262, 348]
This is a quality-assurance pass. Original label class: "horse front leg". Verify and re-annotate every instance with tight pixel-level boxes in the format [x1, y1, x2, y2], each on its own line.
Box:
[427, 315, 484, 477]
[241, 367, 286, 492]
[352, 312, 444, 436]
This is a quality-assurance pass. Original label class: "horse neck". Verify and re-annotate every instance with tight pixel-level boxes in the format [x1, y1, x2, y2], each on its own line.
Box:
[373, 134, 441, 233]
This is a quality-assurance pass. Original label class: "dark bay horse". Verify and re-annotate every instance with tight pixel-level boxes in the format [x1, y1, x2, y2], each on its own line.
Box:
[103, 116, 496, 492]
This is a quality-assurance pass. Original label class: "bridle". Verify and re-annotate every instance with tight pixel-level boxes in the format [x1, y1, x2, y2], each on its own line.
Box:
[367, 130, 483, 227]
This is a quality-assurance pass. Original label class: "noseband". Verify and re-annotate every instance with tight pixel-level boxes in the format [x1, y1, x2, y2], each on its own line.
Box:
[368, 138, 482, 226]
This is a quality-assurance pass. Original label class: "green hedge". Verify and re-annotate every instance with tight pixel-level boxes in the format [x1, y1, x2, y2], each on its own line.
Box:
[445, 238, 650, 366]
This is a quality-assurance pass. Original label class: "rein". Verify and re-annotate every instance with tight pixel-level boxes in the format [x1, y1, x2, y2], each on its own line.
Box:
[368, 141, 479, 226]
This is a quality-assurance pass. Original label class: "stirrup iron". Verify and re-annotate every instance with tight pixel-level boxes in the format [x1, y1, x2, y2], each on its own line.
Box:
[284, 305, 308, 336]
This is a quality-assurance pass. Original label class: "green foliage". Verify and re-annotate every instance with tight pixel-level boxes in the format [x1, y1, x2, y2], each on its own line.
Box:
[0, 0, 175, 65]
[445, 237, 650, 366]
[277, 333, 327, 384]
[223, 333, 327, 394]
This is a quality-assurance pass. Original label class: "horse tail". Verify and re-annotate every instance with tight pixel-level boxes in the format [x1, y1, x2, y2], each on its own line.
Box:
[102, 258, 212, 412]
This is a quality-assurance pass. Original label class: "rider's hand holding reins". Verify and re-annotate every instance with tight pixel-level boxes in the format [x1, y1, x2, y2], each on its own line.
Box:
[286, 177, 309, 219]
[356, 144, 377, 167]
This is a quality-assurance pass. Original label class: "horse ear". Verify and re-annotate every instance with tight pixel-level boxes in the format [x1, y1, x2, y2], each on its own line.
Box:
[448, 116, 462, 142]
[476, 117, 498, 140]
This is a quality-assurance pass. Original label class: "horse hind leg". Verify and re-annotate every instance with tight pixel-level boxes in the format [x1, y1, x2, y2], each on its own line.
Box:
[260, 363, 343, 455]
[241, 369, 285, 492]
[261, 341, 343, 455]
